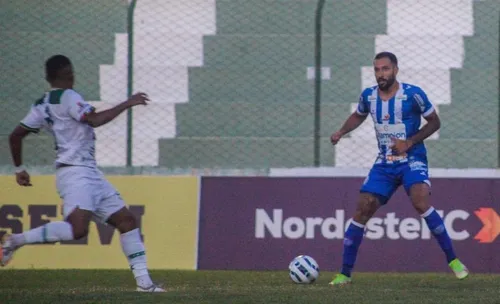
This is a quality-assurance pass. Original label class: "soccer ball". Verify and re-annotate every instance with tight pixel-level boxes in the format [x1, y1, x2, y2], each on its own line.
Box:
[288, 255, 320, 284]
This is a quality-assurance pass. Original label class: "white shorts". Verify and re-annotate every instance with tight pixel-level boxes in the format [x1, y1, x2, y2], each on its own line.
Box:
[56, 166, 125, 223]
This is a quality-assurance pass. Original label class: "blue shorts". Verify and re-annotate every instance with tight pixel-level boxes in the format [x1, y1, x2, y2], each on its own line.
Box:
[360, 159, 431, 204]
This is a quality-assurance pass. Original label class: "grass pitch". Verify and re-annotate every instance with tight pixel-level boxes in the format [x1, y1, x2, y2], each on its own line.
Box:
[0, 270, 499, 303]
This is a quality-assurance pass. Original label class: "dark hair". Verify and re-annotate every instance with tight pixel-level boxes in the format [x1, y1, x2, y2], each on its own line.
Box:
[374, 52, 398, 66]
[45, 55, 72, 81]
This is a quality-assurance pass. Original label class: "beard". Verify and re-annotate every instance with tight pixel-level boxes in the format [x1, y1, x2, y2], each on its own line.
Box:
[377, 76, 395, 91]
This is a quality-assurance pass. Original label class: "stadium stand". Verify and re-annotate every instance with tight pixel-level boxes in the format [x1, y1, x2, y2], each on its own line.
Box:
[1, 0, 498, 170]
[336, 0, 499, 168]
[0, 0, 127, 166]
[159, 0, 387, 168]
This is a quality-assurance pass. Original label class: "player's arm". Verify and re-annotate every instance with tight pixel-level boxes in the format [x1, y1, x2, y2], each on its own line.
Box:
[80, 92, 149, 128]
[336, 112, 367, 136]
[9, 126, 33, 186]
[331, 94, 369, 145]
[407, 89, 440, 147]
[9, 125, 32, 168]
[407, 110, 440, 147]
[9, 108, 43, 186]
[392, 89, 440, 154]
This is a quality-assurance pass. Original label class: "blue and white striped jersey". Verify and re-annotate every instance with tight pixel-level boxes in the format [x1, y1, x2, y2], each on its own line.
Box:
[357, 83, 435, 164]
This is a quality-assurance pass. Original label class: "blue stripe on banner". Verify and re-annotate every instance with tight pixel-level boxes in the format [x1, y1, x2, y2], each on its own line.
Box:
[388, 98, 395, 124]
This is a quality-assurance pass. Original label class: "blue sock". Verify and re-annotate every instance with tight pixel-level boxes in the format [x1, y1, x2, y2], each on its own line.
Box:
[340, 221, 365, 277]
[423, 207, 456, 263]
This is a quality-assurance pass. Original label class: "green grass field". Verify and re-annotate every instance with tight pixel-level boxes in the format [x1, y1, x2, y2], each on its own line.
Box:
[1, 270, 499, 303]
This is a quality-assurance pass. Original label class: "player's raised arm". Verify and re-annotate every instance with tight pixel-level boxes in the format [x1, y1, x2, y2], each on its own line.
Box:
[80, 92, 149, 128]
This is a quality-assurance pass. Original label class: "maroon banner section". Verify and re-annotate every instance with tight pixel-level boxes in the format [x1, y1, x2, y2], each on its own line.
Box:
[198, 177, 500, 273]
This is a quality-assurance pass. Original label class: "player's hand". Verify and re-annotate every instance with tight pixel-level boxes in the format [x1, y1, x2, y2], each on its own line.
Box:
[16, 170, 32, 187]
[391, 138, 413, 155]
[126, 92, 150, 107]
[330, 131, 344, 145]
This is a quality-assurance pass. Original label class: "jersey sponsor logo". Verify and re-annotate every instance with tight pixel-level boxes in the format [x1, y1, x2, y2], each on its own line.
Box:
[375, 124, 406, 146]
[386, 155, 407, 162]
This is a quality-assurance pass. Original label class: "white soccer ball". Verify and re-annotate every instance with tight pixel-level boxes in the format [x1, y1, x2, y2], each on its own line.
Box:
[288, 255, 320, 284]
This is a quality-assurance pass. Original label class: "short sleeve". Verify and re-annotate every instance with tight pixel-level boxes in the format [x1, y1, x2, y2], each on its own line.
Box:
[356, 92, 369, 116]
[63, 90, 95, 121]
[20, 105, 44, 133]
[413, 87, 435, 117]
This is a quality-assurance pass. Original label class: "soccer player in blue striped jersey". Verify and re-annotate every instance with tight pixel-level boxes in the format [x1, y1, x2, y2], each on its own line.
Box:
[329, 52, 468, 285]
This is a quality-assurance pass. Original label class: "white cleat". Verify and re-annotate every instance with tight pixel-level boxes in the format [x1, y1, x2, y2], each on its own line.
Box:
[1, 234, 19, 267]
[136, 284, 166, 292]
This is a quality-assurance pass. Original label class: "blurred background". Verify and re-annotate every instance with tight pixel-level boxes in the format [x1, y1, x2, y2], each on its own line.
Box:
[1, 0, 498, 175]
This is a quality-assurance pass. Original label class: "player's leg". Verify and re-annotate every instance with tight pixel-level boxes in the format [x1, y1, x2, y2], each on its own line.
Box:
[330, 165, 399, 285]
[1, 207, 92, 266]
[339, 193, 381, 278]
[106, 206, 163, 292]
[1, 166, 97, 267]
[97, 189, 164, 292]
[403, 162, 468, 279]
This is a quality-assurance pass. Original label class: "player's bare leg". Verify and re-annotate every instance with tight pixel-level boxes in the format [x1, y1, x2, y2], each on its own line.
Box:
[1, 208, 91, 266]
[330, 193, 382, 286]
[409, 183, 468, 279]
[107, 207, 164, 292]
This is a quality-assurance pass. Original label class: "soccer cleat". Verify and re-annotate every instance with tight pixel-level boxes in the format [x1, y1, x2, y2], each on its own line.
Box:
[1, 234, 19, 267]
[329, 273, 352, 286]
[449, 258, 469, 279]
[136, 284, 166, 292]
